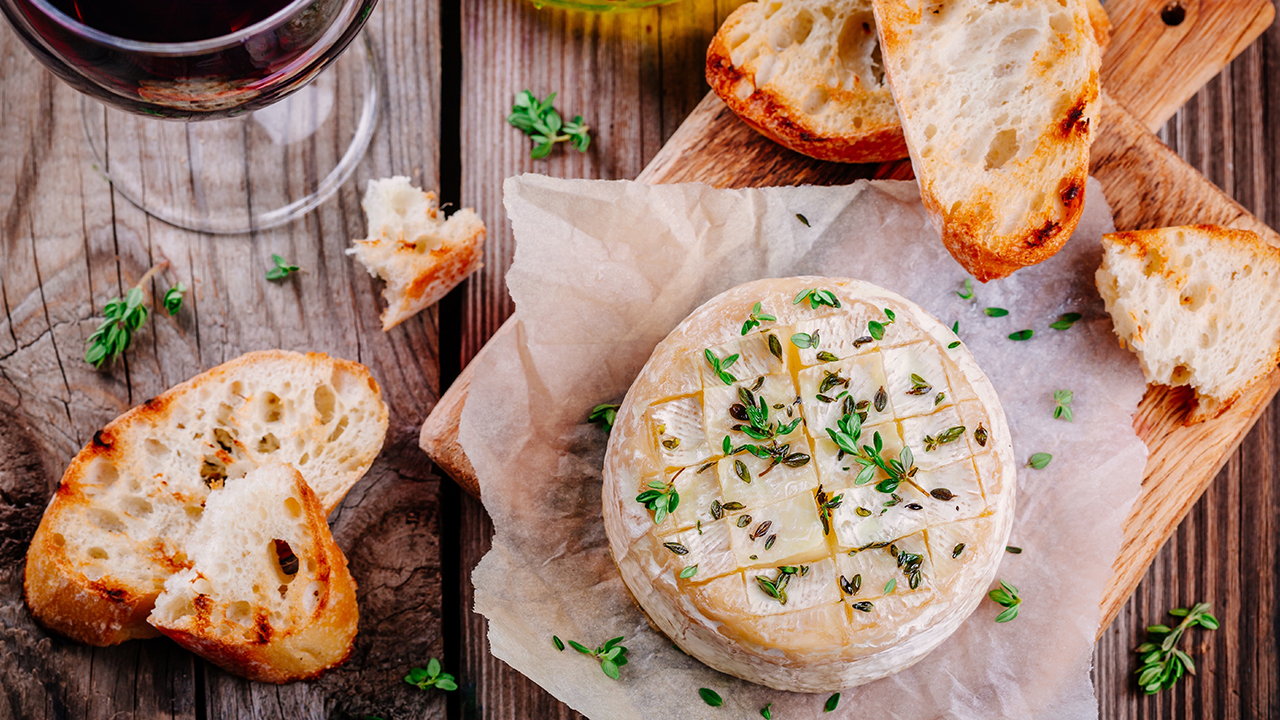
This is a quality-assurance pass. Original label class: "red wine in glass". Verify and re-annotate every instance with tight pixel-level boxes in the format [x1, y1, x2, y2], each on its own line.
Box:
[2, 0, 377, 119]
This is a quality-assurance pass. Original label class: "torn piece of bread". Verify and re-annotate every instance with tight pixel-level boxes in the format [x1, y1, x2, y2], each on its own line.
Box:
[872, 0, 1102, 281]
[1097, 225, 1280, 423]
[148, 464, 358, 683]
[24, 351, 387, 646]
[706, 0, 1110, 166]
[348, 177, 486, 331]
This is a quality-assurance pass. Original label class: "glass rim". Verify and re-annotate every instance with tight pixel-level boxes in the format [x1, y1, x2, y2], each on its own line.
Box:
[22, 0, 321, 54]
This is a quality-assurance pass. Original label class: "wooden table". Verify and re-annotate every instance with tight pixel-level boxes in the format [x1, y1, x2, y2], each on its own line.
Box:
[0, 1, 1275, 718]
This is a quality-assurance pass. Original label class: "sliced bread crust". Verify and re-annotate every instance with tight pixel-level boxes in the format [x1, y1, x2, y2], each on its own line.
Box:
[1096, 225, 1280, 423]
[24, 350, 387, 646]
[872, 0, 1101, 280]
[707, 0, 1109, 167]
[148, 464, 358, 683]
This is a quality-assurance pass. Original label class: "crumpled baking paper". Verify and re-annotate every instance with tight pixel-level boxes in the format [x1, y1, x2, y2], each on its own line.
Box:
[458, 174, 1147, 719]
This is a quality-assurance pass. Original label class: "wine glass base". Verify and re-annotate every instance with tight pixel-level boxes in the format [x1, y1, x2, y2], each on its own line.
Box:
[82, 32, 380, 235]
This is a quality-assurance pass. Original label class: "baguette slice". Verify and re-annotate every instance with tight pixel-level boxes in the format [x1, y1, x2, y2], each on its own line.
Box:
[24, 350, 387, 646]
[148, 464, 358, 683]
[873, 0, 1102, 281]
[706, 0, 1110, 166]
[348, 177, 486, 331]
[1096, 225, 1280, 423]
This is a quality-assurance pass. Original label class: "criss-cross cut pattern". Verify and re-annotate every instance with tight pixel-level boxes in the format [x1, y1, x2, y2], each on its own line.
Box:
[616, 282, 1010, 665]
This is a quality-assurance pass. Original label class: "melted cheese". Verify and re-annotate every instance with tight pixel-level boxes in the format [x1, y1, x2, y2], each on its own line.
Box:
[603, 277, 1015, 692]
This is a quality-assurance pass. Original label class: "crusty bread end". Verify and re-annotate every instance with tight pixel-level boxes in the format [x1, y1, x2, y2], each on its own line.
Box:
[349, 177, 486, 331]
[148, 464, 358, 683]
[1096, 225, 1280, 423]
[24, 350, 386, 646]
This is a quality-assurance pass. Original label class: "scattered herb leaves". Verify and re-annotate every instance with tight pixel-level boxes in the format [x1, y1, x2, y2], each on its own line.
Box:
[793, 288, 841, 309]
[588, 402, 620, 432]
[741, 301, 777, 335]
[1027, 452, 1053, 469]
[1053, 390, 1074, 421]
[404, 658, 458, 691]
[956, 278, 974, 300]
[988, 580, 1022, 622]
[824, 693, 841, 712]
[161, 283, 186, 316]
[704, 348, 740, 385]
[1050, 312, 1083, 330]
[553, 636, 565, 651]
[266, 254, 300, 281]
[1008, 329, 1034, 341]
[508, 90, 591, 158]
[568, 636, 629, 679]
[984, 307, 1009, 317]
[760, 703, 774, 719]
[795, 213, 811, 227]
[699, 688, 724, 707]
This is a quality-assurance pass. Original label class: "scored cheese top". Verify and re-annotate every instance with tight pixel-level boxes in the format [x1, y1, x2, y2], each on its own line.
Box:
[602, 277, 1015, 692]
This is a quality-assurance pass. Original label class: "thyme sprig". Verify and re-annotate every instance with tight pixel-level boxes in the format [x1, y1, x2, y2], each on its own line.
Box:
[1053, 389, 1074, 421]
[588, 402, 619, 432]
[988, 580, 1022, 622]
[704, 348, 740, 385]
[567, 636, 629, 680]
[754, 565, 808, 605]
[793, 287, 841, 309]
[404, 658, 458, 691]
[741, 301, 777, 335]
[162, 283, 186, 316]
[507, 90, 591, 159]
[867, 308, 896, 340]
[84, 261, 168, 369]
[266, 253, 299, 281]
[815, 485, 843, 535]
[923, 425, 966, 452]
[636, 479, 679, 523]
[1135, 602, 1219, 694]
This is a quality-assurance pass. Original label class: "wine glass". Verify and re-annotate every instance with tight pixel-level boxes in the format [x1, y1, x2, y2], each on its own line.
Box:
[0, 0, 380, 234]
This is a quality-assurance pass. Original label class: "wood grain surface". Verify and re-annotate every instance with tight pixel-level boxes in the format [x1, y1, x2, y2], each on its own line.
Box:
[0, 1, 1276, 720]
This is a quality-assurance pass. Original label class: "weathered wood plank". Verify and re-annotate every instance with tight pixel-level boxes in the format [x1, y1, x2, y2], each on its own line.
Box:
[0, 1, 449, 717]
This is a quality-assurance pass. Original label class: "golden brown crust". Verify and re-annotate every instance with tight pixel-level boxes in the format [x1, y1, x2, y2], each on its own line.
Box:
[22, 350, 383, 647]
[705, 7, 908, 165]
[149, 470, 359, 684]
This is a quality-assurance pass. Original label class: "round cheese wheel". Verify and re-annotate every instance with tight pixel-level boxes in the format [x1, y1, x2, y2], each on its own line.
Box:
[602, 277, 1015, 692]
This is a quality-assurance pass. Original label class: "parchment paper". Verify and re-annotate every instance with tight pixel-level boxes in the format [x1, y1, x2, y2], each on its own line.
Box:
[459, 175, 1147, 719]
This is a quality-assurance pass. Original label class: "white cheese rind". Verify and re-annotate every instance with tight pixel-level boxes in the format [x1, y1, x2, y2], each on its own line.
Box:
[602, 277, 1015, 692]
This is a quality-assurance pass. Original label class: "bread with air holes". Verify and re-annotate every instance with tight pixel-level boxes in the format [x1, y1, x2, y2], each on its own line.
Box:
[23, 350, 387, 646]
[706, 0, 1109, 165]
[872, 0, 1102, 280]
[348, 176, 486, 331]
[148, 463, 358, 683]
[1096, 225, 1280, 423]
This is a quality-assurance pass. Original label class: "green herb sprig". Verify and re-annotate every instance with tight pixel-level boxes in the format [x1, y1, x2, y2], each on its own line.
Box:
[162, 283, 186, 316]
[404, 658, 458, 691]
[704, 348, 739, 385]
[508, 90, 591, 159]
[1135, 602, 1219, 694]
[84, 262, 170, 369]
[1053, 390, 1074, 421]
[741, 301, 777, 335]
[636, 479, 679, 523]
[793, 287, 841, 309]
[266, 254, 300, 281]
[588, 402, 620, 432]
[568, 636, 629, 680]
[867, 308, 896, 340]
[988, 580, 1022, 622]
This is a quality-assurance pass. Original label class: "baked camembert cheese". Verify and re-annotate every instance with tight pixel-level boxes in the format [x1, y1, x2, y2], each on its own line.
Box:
[602, 277, 1015, 691]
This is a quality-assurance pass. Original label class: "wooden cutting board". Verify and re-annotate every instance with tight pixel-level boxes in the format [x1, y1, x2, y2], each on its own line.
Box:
[421, 0, 1277, 633]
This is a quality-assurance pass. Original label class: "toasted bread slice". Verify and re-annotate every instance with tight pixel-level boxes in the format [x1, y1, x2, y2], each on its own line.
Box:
[24, 351, 387, 646]
[707, 0, 1110, 166]
[1096, 225, 1280, 423]
[872, 0, 1102, 281]
[348, 176, 486, 331]
[148, 464, 358, 683]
